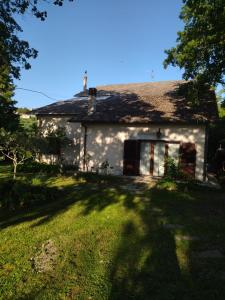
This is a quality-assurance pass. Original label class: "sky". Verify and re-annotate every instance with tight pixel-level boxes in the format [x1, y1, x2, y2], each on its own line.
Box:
[14, 0, 184, 109]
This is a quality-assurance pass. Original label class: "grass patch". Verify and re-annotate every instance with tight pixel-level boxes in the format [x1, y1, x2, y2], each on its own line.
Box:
[0, 165, 225, 299]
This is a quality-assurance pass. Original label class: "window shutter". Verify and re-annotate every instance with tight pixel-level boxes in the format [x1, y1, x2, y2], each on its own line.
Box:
[179, 143, 196, 177]
[123, 140, 140, 176]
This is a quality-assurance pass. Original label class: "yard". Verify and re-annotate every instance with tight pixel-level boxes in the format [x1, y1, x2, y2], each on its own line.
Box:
[0, 165, 225, 299]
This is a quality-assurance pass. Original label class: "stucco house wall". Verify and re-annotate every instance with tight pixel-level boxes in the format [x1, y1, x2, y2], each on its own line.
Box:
[85, 124, 206, 181]
[38, 116, 206, 181]
[38, 116, 82, 165]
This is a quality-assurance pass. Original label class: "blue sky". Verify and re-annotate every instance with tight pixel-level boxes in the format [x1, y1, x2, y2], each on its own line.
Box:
[14, 0, 184, 108]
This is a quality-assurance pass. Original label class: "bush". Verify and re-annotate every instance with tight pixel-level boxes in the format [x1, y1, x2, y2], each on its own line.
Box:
[164, 157, 196, 182]
[17, 161, 60, 174]
[0, 179, 62, 210]
[165, 158, 179, 179]
[62, 164, 79, 173]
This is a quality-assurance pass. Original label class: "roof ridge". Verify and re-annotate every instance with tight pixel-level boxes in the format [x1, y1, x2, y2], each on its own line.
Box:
[97, 80, 186, 88]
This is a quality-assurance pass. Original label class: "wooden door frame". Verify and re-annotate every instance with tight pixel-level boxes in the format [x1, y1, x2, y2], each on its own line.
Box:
[139, 140, 181, 176]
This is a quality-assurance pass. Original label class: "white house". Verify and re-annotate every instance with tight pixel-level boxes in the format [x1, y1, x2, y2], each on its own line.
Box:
[32, 79, 218, 181]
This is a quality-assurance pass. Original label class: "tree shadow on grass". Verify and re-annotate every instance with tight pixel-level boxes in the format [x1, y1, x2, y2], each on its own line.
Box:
[0, 175, 138, 229]
[1, 175, 225, 299]
[107, 185, 225, 299]
[0, 177, 88, 229]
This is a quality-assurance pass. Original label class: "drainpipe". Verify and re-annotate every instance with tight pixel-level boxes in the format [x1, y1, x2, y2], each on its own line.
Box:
[203, 124, 209, 181]
[83, 124, 87, 171]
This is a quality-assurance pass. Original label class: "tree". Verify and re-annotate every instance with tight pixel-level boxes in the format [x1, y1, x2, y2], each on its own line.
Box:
[164, 0, 225, 87]
[0, 1, 74, 131]
[37, 127, 72, 170]
[17, 107, 31, 114]
[0, 65, 19, 131]
[0, 0, 74, 80]
[0, 128, 34, 179]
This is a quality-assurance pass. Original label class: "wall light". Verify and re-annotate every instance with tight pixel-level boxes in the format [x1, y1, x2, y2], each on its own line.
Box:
[156, 128, 162, 139]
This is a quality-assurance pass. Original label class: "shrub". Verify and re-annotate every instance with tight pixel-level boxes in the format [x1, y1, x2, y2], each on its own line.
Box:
[0, 179, 62, 210]
[164, 158, 196, 182]
[17, 161, 60, 174]
[165, 157, 179, 179]
[62, 164, 79, 173]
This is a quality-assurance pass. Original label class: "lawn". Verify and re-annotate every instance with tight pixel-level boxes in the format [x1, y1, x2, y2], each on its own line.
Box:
[0, 166, 225, 300]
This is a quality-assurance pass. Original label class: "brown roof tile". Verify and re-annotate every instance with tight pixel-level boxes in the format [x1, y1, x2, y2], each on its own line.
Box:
[32, 80, 218, 124]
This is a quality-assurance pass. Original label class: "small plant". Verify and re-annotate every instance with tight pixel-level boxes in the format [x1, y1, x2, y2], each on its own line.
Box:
[100, 160, 112, 175]
[165, 157, 179, 179]
[84, 153, 92, 171]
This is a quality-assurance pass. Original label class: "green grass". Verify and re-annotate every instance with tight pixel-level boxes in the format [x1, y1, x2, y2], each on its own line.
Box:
[0, 166, 225, 299]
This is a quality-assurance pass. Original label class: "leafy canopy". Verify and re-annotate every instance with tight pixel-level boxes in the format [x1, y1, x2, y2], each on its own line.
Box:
[0, 128, 34, 177]
[164, 0, 225, 86]
[0, 0, 74, 131]
[0, 0, 74, 79]
[0, 65, 19, 131]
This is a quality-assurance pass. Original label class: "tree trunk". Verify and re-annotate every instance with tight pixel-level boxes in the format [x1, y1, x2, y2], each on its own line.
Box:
[13, 162, 17, 179]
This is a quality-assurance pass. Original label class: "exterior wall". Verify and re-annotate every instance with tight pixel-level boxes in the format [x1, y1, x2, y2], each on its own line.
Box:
[85, 124, 206, 181]
[37, 116, 82, 166]
[37, 117, 206, 181]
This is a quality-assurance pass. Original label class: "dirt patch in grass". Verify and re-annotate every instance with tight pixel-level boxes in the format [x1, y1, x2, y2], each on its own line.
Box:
[31, 240, 58, 273]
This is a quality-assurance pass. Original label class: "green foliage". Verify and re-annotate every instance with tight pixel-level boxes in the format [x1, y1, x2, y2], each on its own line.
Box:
[165, 157, 179, 179]
[0, 128, 33, 159]
[156, 177, 178, 191]
[0, 66, 19, 131]
[219, 107, 225, 118]
[164, 0, 225, 87]
[17, 107, 31, 114]
[164, 157, 196, 182]
[207, 89, 225, 161]
[0, 128, 35, 177]
[62, 164, 80, 173]
[0, 1, 74, 132]
[0, 179, 62, 210]
[208, 117, 225, 161]
[19, 116, 37, 137]
[0, 0, 74, 80]
[46, 127, 71, 155]
[17, 161, 60, 174]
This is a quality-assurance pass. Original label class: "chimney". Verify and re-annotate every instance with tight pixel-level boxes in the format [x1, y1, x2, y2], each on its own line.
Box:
[83, 71, 88, 95]
[88, 87, 97, 115]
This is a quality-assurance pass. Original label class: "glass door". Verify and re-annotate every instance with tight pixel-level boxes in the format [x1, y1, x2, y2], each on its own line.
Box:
[140, 142, 150, 175]
[153, 142, 165, 177]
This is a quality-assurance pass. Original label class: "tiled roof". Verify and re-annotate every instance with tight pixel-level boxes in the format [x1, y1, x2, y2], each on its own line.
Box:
[32, 80, 218, 124]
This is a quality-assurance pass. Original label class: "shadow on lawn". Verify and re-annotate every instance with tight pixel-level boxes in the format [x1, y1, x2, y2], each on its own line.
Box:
[0, 175, 133, 229]
[1, 176, 225, 299]
[108, 186, 225, 300]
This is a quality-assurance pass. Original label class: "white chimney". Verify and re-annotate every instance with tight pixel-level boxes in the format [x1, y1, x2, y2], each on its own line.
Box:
[88, 88, 97, 115]
[83, 71, 88, 95]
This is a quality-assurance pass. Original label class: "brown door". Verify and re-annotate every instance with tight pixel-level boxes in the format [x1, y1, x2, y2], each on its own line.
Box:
[123, 140, 140, 176]
[179, 143, 196, 177]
